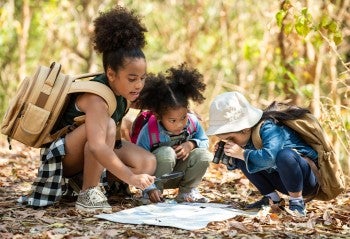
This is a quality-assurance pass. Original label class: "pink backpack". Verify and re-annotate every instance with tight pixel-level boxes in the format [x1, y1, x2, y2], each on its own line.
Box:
[130, 110, 197, 148]
[130, 110, 153, 144]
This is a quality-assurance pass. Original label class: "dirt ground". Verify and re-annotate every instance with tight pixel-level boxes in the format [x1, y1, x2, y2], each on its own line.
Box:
[0, 141, 349, 239]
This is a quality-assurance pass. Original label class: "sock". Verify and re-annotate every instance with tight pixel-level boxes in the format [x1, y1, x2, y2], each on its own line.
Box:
[289, 196, 303, 202]
[266, 192, 281, 202]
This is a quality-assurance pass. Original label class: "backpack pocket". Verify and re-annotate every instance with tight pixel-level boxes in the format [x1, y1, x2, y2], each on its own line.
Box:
[12, 103, 50, 146]
[1, 77, 30, 135]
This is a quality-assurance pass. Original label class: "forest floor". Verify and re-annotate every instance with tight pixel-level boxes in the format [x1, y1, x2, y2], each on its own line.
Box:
[0, 140, 349, 239]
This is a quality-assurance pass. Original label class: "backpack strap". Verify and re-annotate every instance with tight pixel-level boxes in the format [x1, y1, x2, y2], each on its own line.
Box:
[187, 114, 197, 134]
[115, 100, 131, 143]
[148, 114, 160, 147]
[251, 121, 264, 149]
[42, 62, 62, 95]
[148, 113, 197, 150]
[36, 63, 64, 108]
[74, 72, 103, 80]
[69, 80, 116, 116]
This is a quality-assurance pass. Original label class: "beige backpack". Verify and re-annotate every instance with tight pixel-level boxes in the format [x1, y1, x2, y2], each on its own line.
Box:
[251, 110, 346, 201]
[1, 62, 116, 148]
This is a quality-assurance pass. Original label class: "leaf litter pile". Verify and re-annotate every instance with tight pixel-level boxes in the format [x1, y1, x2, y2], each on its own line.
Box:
[0, 140, 349, 239]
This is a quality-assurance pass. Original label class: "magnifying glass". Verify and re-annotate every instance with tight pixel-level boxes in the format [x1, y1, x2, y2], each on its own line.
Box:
[154, 171, 184, 182]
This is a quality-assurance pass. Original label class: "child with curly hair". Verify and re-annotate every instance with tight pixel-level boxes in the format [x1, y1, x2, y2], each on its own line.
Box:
[134, 63, 212, 203]
[21, 6, 156, 213]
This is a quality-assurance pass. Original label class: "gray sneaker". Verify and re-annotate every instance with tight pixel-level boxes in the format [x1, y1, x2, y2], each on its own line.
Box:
[76, 186, 112, 213]
[288, 199, 306, 217]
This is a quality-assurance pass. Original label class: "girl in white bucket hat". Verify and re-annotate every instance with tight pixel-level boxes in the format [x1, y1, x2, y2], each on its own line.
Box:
[207, 91, 318, 217]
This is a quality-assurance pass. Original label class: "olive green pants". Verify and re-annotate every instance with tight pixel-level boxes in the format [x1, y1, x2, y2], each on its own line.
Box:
[152, 146, 212, 193]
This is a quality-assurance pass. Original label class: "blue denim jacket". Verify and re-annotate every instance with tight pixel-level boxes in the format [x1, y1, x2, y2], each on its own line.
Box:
[137, 113, 209, 151]
[243, 119, 318, 174]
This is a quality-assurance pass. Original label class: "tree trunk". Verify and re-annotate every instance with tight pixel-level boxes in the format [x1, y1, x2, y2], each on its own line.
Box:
[18, 0, 31, 80]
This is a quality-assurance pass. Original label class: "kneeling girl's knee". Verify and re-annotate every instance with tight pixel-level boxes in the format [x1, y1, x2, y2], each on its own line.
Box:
[275, 148, 299, 167]
[154, 146, 177, 164]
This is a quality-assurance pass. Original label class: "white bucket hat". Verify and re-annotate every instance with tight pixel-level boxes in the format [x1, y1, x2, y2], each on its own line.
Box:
[206, 91, 263, 135]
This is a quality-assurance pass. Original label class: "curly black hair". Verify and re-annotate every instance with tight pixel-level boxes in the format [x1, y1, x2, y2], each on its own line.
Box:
[135, 63, 206, 116]
[93, 5, 147, 72]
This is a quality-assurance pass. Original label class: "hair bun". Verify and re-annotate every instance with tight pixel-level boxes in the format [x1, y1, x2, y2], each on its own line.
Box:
[93, 6, 147, 53]
[168, 63, 206, 103]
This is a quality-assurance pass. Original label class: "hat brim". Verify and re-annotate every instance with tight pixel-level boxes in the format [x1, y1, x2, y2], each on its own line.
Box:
[206, 109, 263, 136]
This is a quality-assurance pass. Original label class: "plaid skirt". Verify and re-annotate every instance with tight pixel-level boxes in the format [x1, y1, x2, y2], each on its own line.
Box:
[18, 138, 66, 207]
[18, 138, 108, 207]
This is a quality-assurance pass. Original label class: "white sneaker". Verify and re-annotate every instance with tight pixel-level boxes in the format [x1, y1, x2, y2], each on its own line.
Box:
[75, 186, 112, 214]
[176, 188, 209, 203]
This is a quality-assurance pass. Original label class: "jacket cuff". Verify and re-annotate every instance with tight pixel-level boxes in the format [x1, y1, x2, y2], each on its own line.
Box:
[143, 183, 158, 194]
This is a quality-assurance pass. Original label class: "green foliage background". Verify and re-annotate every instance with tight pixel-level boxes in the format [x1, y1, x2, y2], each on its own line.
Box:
[0, 0, 349, 174]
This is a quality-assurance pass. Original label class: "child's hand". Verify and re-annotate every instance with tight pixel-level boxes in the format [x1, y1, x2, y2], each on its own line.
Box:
[224, 142, 245, 160]
[148, 189, 164, 203]
[173, 141, 194, 161]
[129, 174, 155, 190]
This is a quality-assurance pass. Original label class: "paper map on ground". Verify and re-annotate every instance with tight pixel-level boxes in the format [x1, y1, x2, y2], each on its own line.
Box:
[95, 202, 257, 230]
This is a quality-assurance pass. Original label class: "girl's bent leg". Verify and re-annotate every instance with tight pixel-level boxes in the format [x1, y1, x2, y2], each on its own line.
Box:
[169, 148, 211, 192]
[114, 140, 156, 175]
[275, 149, 317, 196]
[236, 159, 288, 195]
[152, 146, 177, 177]
[63, 118, 116, 190]
[151, 146, 177, 190]
[81, 119, 116, 190]
[62, 124, 87, 177]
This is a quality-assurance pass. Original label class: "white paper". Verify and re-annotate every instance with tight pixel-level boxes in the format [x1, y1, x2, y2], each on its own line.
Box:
[95, 202, 256, 230]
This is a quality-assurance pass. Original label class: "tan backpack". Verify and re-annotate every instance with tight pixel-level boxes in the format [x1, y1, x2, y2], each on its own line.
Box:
[251, 111, 346, 201]
[1, 62, 117, 148]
